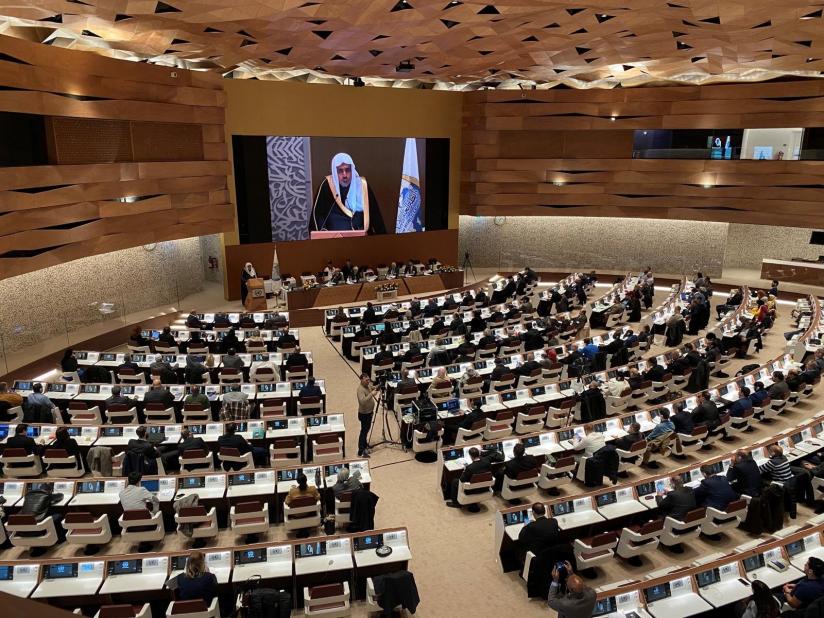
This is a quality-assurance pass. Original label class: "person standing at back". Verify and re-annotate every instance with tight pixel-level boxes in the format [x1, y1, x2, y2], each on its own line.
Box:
[548, 561, 597, 618]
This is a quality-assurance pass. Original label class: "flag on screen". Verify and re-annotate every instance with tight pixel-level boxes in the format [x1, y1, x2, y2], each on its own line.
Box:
[395, 138, 424, 233]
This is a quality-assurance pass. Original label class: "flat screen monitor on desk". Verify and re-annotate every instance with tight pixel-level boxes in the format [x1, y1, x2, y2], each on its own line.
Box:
[77, 481, 104, 494]
[696, 568, 720, 588]
[107, 560, 142, 576]
[592, 597, 617, 617]
[277, 469, 299, 482]
[644, 582, 671, 603]
[552, 501, 573, 516]
[786, 540, 806, 557]
[180, 477, 206, 490]
[101, 427, 123, 437]
[171, 555, 188, 571]
[267, 419, 288, 430]
[354, 535, 383, 552]
[229, 473, 254, 486]
[45, 564, 78, 579]
[503, 511, 528, 526]
[141, 480, 160, 493]
[295, 542, 326, 558]
[0, 566, 13, 581]
[235, 549, 266, 565]
[596, 492, 617, 507]
[743, 554, 766, 572]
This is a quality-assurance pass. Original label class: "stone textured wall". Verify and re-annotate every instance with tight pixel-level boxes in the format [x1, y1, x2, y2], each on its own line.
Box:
[722, 224, 820, 270]
[458, 216, 728, 276]
[0, 237, 206, 354]
[199, 234, 224, 283]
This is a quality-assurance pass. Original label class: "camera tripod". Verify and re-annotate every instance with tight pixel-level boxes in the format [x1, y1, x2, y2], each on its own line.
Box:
[367, 376, 404, 451]
[462, 251, 476, 284]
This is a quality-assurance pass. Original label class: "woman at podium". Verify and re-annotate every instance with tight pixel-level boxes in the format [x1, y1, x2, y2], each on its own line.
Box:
[310, 152, 385, 235]
[240, 262, 256, 305]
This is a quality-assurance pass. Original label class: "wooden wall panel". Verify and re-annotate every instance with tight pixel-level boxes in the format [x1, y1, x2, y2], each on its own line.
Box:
[0, 34, 232, 281]
[462, 80, 824, 228]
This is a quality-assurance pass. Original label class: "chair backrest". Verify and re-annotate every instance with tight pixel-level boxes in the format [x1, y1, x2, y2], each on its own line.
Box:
[170, 600, 207, 615]
[64, 512, 96, 524]
[589, 531, 618, 547]
[219, 448, 242, 458]
[99, 605, 137, 618]
[44, 448, 70, 458]
[178, 506, 207, 518]
[288, 495, 318, 508]
[553, 456, 575, 469]
[468, 471, 493, 483]
[724, 498, 747, 514]
[515, 468, 539, 480]
[235, 501, 263, 514]
[637, 518, 665, 535]
[8, 514, 37, 526]
[122, 509, 153, 522]
[2, 448, 28, 458]
[310, 582, 345, 599]
[683, 507, 707, 523]
[182, 449, 208, 460]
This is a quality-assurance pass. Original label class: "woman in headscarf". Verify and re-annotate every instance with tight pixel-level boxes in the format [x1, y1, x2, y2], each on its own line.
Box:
[240, 262, 256, 306]
[310, 152, 386, 235]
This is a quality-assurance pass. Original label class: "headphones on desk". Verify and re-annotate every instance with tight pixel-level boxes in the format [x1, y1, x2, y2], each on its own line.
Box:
[376, 544, 393, 558]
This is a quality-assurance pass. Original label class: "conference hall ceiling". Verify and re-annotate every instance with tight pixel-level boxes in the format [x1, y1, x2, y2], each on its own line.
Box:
[2, 0, 824, 89]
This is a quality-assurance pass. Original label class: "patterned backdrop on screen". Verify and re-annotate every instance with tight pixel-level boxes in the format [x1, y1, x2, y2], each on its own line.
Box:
[266, 136, 313, 242]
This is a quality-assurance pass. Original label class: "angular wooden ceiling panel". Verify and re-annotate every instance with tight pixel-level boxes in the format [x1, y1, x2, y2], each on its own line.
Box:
[2, 0, 824, 88]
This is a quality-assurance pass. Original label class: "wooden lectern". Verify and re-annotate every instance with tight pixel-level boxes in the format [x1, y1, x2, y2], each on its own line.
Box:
[244, 278, 267, 311]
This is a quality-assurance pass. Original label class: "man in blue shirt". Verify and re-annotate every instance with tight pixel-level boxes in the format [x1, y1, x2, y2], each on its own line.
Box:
[694, 464, 739, 511]
[749, 381, 769, 406]
[642, 409, 675, 467]
[782, 557, 824, 611]
[728, 386, 754, 417]
[581, 338, 599, 361]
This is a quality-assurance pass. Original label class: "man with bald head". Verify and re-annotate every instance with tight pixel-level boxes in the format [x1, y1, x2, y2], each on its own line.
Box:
[143, 377, 175, 410]
[548, 560, 596, 617]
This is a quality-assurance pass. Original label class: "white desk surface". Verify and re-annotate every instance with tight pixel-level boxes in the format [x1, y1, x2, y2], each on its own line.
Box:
[100, 572, 168, 594]
[639, 494, 660, 509]
[231, 562, 292, 582]
[306, 424, 345, 435]
[556, 511, 605, 530]
[606, 610, 653, 618]
[790, 547, 824, 569]
[481, 403, 507, 413]
[294, 554, 353, 576]
[176, 488, 225, 501]
[33, 577, 103, 598]
[227, 483, 275, 498]
[505, 523, 525, 542]
[92, 437, 130, 447]
[647, 593, 713, 618]
[503, 397, 536, 410]
[747, 565, 804, 588]
[598, 500, 647, 520]
[698, 579, 753, 608]
[69, 493, 121, 506]
[265, 428, 305, 439]
[353, 546, 412, 568]
[0, 580, 37, 598]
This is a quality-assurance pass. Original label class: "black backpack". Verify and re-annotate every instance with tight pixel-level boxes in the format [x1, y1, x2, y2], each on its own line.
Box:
[238, 577, 291, 618]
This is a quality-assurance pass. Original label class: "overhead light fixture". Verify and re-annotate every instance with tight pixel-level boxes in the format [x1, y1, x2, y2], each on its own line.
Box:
[610, 115, 617, 121]
[396, 59, 415, 72]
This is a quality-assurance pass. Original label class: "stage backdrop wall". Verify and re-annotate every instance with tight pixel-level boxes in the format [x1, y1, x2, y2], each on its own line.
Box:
[225, 229, 459, 301]
[222, 79, 462, 299]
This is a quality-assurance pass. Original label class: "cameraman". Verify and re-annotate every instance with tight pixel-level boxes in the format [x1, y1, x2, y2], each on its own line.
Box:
[548, 560, 596, 618]
[357, 374, 378, 458]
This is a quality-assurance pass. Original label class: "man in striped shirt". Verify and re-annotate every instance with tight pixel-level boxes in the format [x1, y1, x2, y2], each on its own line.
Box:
[759, 444, 814, 518]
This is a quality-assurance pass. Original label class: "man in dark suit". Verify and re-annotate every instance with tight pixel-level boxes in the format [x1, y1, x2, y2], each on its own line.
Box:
[644, 358, 667, 383]
[469, 311, 486, 334]
[157, 326, 177, 348]
[127, 425, 161, 460]
[219, 328, 240, 354]
[691, 391, 720, 430]
[118, 354, 140, 374]
[477, 329, 498, 350]
[166, 427, 209, 472]
[298, 376, 323, 399]
[518, 502, 560, 556]
[497, 443, 537, 497]
[277, 330, 297, 350]
[489, 358, 510, 383]
[728, 387, 754, 418]
[372, 344, 395, 369]
[516, 353, 541, 377]
[105, 385, 136, 409]
[285, 346, 309, 371]
[655, 475, 696, 521]
[684, 343, 703, 367]
[694, 464, 739, 511]
[614, 422, 643, 451]
[474, 289, 488, 305]
[217, 422, 267, 469]
[667, 350, 690, 376]
[671, 406, 695, 435]
[447, 447, 492, 510]
[6, 424, 42, 455]
[727, 449, 762, 497]
[362, 302, 378, 325]
[445, 401, 486, 445]
[144, 379, 175, 410]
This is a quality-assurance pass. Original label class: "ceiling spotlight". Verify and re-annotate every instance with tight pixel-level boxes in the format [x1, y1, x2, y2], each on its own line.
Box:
[352, 77, 365, 87]
[610, 115, 617, 121]
[703, 183, 713, 189]
[396, 59, 415, 72]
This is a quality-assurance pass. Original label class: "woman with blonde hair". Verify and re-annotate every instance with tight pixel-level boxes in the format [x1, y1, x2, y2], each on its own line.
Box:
[174, 551, 217, 605]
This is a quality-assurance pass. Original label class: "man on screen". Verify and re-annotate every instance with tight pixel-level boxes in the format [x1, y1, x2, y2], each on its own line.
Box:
[311, 153, 385, 235]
